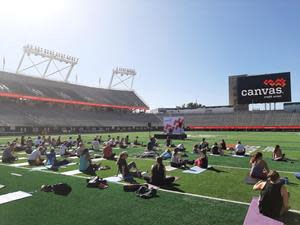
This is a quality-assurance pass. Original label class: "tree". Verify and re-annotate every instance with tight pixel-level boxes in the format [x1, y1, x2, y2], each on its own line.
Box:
[176, 102, 205, 109]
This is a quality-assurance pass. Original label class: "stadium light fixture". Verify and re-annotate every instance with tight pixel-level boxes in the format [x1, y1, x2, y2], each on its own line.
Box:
[16, 44, 79, 82]
[108, 67, 137, 90]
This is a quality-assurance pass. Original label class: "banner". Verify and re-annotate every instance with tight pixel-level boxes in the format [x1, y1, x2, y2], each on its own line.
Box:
[163, 117, 185, 134]
[237, 72, 291, 104]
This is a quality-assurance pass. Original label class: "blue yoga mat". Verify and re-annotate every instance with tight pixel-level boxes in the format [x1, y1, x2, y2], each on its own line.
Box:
[295, 173, 300, 179]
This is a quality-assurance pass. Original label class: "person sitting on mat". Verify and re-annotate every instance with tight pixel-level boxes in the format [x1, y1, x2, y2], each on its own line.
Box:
[76, 142, 85, 157]
[2, 143, 17, 163]
[28, 146, 44, 166]
[79, 149, 99, 176]
[160, 149, 172, 160]
[46, 148, 56, 166]
[194, 149, 208, 168]
[273, 145, 286, 161]
[220, 139, 227, 151]
[103, 143, 116, 160]
[147, 137, 157, 151]
[133, 136, 141, 146]
[235, 141, 246, 155]
[144, 156, 175, 186]
[117, 151, 142, 182]
[253, 170, 289, 218]
[170, 148, 194, 169]
[199, 138, 209, 151]
[165, 136, 175, 147]
[193, 144, 200, 154]
[211, 142, 222, 155]
[91, 138, 100, 151]
[125, 135, 130, 145]
[250, 152, 269, 180]
[119, 138, 128, 149]
[60, 141, 76, 157]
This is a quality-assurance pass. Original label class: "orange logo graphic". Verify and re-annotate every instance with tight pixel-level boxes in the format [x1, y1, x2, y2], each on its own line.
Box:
[263, 78, 286, 87]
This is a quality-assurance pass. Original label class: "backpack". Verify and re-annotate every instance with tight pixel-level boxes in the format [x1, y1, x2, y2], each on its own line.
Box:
[136, 185, 157, 199]
[41, 183, 72, 196]
[86, 176, 108, 188]
[52, 183, 72, 196]
[123, 184, 142, 192]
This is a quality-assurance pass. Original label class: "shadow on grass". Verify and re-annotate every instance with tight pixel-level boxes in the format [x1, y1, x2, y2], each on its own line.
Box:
[287, 182, 299, 186]
[160, 183, 185, 193]
[280, 211, 300, 225]
[208, 167, 228, 173]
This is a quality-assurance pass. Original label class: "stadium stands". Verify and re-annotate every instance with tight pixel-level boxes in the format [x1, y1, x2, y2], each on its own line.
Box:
[0, 71, 147, 110]
[0, 72, 161, 134]
[158, 110, 300, 130]
[1, 71, 300, 133]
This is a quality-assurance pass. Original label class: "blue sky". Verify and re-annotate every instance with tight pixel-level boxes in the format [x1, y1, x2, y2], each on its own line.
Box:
[0, 0, 300, 109]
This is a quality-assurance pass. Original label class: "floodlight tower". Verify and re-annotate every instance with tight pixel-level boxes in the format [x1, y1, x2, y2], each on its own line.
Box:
[108, 67, 136, 90]
[16, 44, 79, 82]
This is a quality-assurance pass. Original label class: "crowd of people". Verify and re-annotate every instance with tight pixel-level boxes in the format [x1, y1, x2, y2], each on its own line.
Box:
[1, 133, 291, 219]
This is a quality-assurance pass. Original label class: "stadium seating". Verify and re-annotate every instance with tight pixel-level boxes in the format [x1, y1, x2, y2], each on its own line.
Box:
[158, 111, 300, 127]
[0, 100, 161, 128]
[0, 71, 147, 108]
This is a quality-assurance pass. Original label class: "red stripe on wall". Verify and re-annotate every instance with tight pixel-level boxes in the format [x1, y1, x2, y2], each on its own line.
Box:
[0, 92, 149, 110]
[188, 125, 300, 130]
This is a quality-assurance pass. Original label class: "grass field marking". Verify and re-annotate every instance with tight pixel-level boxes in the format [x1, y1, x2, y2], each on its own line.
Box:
[61, 169, 81, 175]
[160, 188, 250, 206]
[1, 163, 300, 214]
[210, 164, 298, 174]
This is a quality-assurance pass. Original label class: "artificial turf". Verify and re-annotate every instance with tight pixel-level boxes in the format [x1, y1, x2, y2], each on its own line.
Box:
[1, 131, 300, 225]
[0, 165, 248, 225]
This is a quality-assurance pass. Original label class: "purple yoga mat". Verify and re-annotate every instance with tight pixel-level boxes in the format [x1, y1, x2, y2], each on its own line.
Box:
[243, 197, 283, 225]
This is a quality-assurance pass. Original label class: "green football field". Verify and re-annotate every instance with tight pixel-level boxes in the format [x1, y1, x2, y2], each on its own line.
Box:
[0, 131, 300, 225]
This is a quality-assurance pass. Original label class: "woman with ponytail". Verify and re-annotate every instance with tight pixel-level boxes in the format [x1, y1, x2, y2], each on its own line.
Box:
[250, 152, 269, 180]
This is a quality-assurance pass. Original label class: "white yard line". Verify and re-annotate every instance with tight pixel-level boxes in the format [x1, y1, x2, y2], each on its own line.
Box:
[210, 164, 298, 174]
[1, 163, 300, 214]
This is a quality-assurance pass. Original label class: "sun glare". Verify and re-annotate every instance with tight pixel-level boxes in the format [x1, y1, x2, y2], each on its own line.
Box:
[0, 0, 66, 20]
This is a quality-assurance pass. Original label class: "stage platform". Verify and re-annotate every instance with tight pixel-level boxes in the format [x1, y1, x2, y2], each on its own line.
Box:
[154, 133, 187, 140]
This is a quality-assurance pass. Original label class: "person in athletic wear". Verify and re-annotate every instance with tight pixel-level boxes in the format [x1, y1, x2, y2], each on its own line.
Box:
[250, 152, 269, 180]
[273, 145, 286, 161]
[144, 156, 175, 186]
[253, 170, 289, 218]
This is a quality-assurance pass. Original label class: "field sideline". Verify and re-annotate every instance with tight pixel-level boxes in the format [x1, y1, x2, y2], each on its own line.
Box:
[0, 131, 300, 225]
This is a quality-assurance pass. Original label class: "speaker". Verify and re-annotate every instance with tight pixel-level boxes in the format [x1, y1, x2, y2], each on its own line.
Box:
[147, 122, 152, 128]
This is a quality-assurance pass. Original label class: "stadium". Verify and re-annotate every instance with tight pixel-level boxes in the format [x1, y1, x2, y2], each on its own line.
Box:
[1, 2, 300, 225]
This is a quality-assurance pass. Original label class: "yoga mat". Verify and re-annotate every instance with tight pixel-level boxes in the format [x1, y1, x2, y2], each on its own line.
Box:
[91, 158, 106, 163]
[263, 146, 274, 152]
[243, 197, 283, 225]
[232, 154, 249, 158]
[59, 163, 77, 168]
[0, 185, 5, 189]
[104, 175, 123, 183]
[68, 156, 78, 159]
[66, 162, 77, 166]
[245, 176, 259, 185]
[10, 173, 22, 177]
[17, 157, 27, 160]
[61, 169, 81, 175]
[31, 166, 47, 171]
[0, 191, 32, 205]
[165, 165, 178, 172]
[182, 166, 211, 174]
[209, 154, 221, 156]
[11, 162, 28, 167]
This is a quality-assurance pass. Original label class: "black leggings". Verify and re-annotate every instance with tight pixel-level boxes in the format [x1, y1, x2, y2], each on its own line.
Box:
[144, 176, 175, 186]
[171, 160, 194, 168]
[82, 164, 98, 176]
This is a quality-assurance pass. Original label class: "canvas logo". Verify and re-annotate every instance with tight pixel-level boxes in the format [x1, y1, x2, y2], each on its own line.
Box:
[263, 78, 286, 87]
[240, 78, 286, 97]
